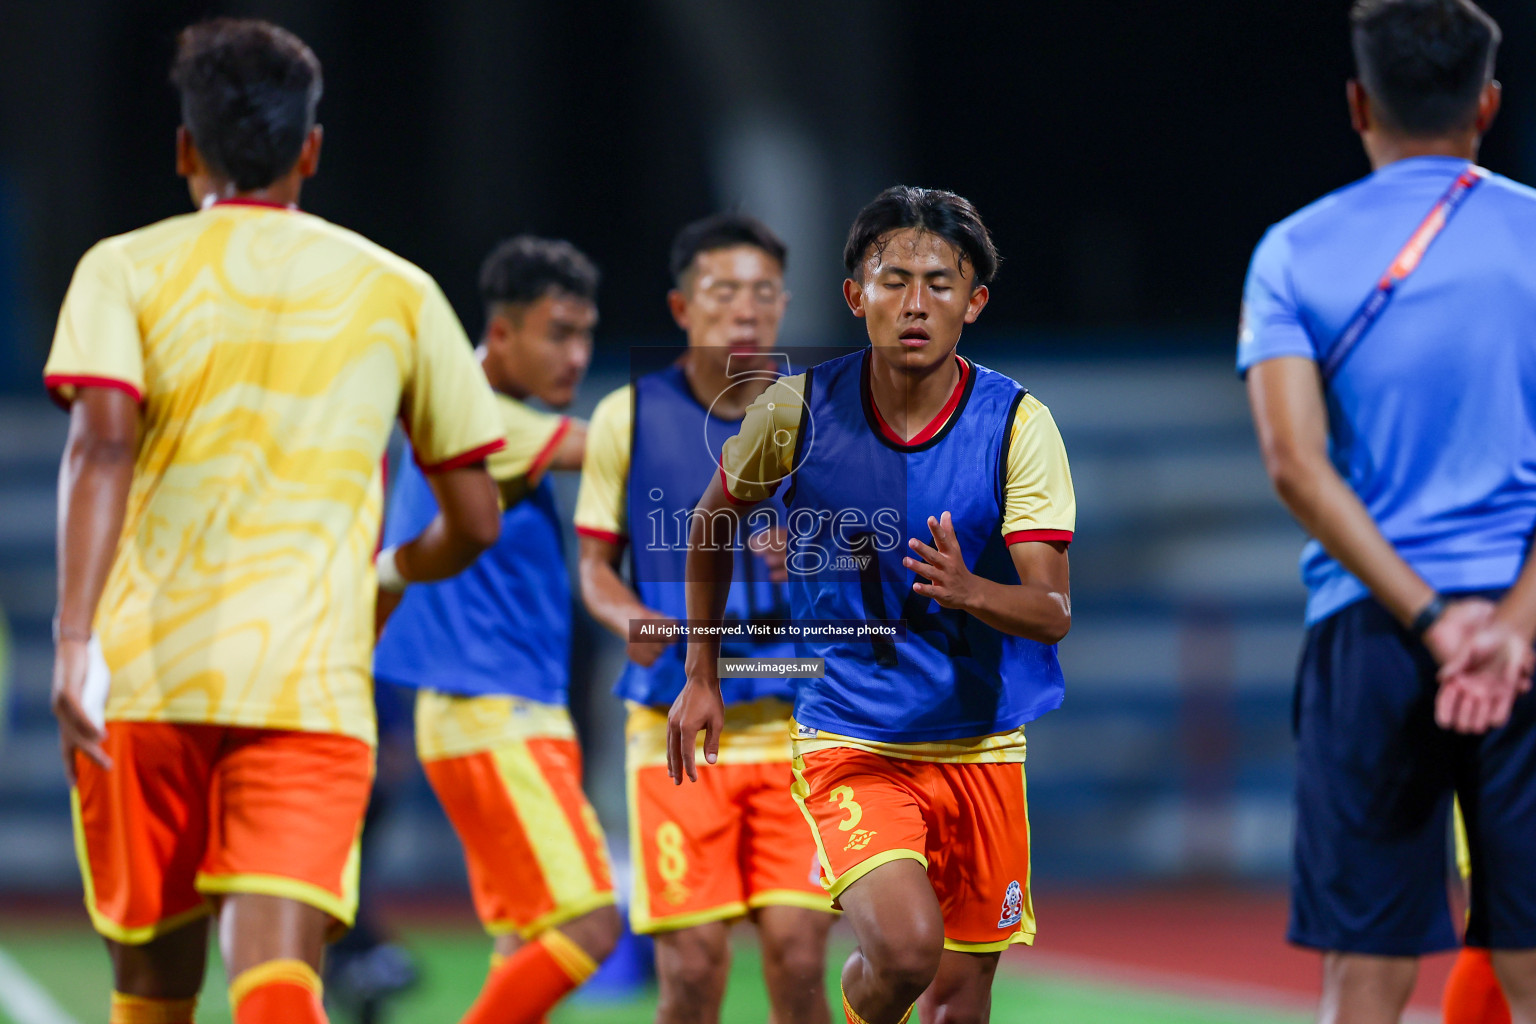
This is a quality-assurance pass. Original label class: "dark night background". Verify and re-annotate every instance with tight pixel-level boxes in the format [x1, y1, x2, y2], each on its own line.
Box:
[4, 4, 1536, 978]
[1, 0, 1533, 382]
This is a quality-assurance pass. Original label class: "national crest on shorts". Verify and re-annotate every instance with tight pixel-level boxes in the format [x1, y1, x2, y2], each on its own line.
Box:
[997, 879, 1024, 929]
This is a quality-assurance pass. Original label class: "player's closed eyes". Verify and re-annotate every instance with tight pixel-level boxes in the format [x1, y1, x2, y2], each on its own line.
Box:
[703, 282, 784, 307]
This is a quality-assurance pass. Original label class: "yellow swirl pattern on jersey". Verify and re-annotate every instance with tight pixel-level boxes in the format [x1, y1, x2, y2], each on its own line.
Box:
[45, 203, 504, 745]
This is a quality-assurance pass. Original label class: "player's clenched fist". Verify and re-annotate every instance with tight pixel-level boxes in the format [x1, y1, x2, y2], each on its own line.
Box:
[667, 676, 724, 785]
[629, 611, 678, 668]
[904, 511, 978, 609]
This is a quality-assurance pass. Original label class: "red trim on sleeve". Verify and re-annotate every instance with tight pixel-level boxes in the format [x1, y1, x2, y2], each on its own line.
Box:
[719, 461, 760, 506]
[211, 197, 295, 211]
[417, 438, 506, 474]
[1005, 529, 1073, 546]
[575, 526, 626, 546]
[43, 374, 144, 410]
[868, 356, 970, 447]
[526, 417, 572, 482]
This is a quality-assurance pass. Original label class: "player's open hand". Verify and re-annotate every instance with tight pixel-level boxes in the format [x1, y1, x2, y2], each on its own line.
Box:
[748, 526, 790, 584]
[629, 610, 678, 668]
[1435, 617, 1535, 734]
[666, 677, 724, 785]
[905, 511, 976, 610]
[51, 639, 111, 783]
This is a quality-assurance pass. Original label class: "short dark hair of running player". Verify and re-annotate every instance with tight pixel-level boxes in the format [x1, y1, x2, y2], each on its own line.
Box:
[843, 186, 1000, 289]
[170, 19, 323, 192]
[669, 214, 787, 290]
[480, 235, 601, 322]
[1351, 0, 1501, 137]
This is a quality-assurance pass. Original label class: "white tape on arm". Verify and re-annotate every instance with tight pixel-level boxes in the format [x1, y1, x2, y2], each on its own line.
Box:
[375, 546, 408, 593]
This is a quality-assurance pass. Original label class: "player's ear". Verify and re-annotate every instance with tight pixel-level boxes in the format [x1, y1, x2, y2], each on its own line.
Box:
[667, 289, 690, 331]
[296, 125, 323, 179]
[842, 278, 866, 319]
[964, 284, 989, 324]
[1346, 80, 1370, 135]
[175, 126, 197, 178]
[1476, 80, 1502, 136]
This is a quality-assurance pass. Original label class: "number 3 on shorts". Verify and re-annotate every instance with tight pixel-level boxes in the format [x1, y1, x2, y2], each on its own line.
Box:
[829, 785, 863, 832]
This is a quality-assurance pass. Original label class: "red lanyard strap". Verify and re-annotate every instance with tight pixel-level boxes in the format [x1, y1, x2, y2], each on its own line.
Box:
[1320, 165, 1488, 381]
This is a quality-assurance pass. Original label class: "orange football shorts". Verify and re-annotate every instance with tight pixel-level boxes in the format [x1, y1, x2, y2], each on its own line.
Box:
[792, 745, 1036, 951]
[72, 722, 373, 944]
[625, 700, 833, 933]
[422, 734, 615, 938]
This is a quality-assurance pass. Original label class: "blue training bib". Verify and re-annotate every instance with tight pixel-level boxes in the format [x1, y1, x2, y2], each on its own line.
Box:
[784, 349, 1064, 743]
[618, 363, 798, 707]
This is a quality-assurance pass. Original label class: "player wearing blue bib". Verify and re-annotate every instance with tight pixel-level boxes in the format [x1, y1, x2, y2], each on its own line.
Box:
[374, 237, 621, 1024]
[669, 188, 1076, 1024]
[1241, 3, 1536, 1021]
[575, 215, 833, 1024]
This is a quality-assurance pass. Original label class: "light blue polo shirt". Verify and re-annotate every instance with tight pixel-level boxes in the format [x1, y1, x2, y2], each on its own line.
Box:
[1239, 156, 1536, 624]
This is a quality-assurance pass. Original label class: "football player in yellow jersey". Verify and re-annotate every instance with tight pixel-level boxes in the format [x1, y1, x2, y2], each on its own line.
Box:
[670, 188, 1075, 1024]
[374, 236, 622, 1024]
[46, 20, 504, 1024]
[575, 215, 834, 1024]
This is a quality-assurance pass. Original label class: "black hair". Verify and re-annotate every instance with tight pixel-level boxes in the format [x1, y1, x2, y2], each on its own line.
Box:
[668, 213, 787, 288]
[479, 235, 600, 316]
[1351, 0, 1500, 136]
[843, 186, 1000, 287]
[170, 19, 323, 191]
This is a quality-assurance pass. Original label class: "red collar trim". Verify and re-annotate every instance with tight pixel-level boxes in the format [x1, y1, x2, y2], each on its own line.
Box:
[868, 355, 970, 447]
[211, 197, 295, 211]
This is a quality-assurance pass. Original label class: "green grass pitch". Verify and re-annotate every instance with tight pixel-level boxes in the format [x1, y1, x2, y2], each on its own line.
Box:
[0, 924, 1308, 1024]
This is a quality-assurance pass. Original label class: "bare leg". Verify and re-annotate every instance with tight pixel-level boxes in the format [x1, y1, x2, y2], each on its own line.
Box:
[916, 948, 1000, 1024]
[1317, 952, 1418, 1024]
[106, 917, 210, 998]
[1492, 950, 1536, 1024]
[653, 920, 732, 1024]
[837, 858, 945, 1024]
[219, 894, 330, 979]
[755, 905, 833, 1024]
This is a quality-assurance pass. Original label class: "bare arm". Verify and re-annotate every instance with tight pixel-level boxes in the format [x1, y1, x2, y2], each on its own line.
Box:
[388, 463, 501, 582]
[53, 387, 140, 779]
[905, 512, 1071, 644]
[576, 533, 675, 668]
[543, 418, 588, 472]
[667, 474, 742, 783]
[374, 462, 500, 633]
[1248, 357, 1437, 624]
[1248, 356, 1505, 730]
[1247, 357, 1493, 652]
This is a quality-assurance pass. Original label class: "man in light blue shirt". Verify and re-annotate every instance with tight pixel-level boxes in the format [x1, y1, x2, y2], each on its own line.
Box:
[1242, 1, 1536, 1021]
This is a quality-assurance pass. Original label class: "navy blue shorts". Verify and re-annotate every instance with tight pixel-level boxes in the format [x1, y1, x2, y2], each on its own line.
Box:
[1290, 592, 1536, 954]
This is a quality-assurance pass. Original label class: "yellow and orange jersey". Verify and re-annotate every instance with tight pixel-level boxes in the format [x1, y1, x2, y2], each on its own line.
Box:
[722, 365, 1075, 765]
[571, 383, 632, 544]
[485, 392, 570, 508]
[46, 200, 504, 745]
[720, 372, 1076, 542]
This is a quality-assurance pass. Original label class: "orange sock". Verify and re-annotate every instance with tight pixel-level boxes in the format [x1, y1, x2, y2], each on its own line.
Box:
[110, 992, 197, 1023]
[229, 959, 326, 1024]
[485, 952, 547, 1024]
[1445, 947, 1512, 1024]
[460, 930, 596, 1024]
